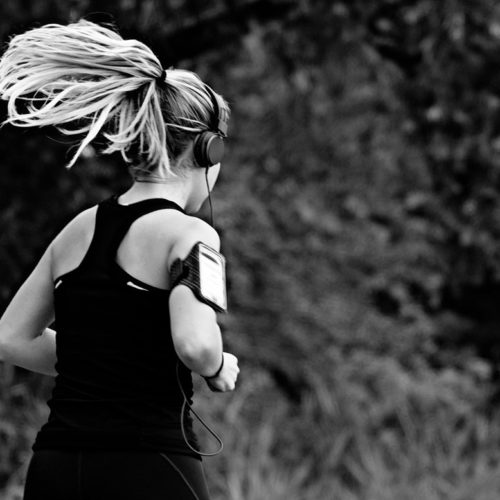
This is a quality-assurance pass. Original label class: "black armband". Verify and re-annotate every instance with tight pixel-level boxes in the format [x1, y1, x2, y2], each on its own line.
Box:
[170, 242, 227, 313]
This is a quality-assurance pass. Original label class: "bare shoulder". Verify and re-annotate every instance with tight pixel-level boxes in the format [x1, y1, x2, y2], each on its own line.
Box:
[50, 205, 98, 275]
[183, 217, 220, 249]
[51, 206, 98, 250]
[165, 214, 221, 269]
[130, 208, 219, 247]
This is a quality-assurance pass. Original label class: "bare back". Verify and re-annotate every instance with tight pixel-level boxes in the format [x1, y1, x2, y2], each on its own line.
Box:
[51, 203, 193, 290]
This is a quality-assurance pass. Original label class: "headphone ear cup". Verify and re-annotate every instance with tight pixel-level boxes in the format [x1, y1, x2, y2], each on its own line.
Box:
[193, 131, 211, 168]
[205, 135, 224, 166]
[193, 132, 225, 168]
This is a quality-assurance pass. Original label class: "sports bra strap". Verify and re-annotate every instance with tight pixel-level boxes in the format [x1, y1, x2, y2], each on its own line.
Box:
[78, 195, 185, 273]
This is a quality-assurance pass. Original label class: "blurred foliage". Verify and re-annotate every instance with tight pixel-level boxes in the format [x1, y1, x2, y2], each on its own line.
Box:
[3, 0, 500, 498]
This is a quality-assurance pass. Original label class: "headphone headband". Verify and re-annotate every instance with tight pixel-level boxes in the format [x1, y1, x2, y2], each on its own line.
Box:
[193, 84, 228, 168]
[204, 84, 228, 137]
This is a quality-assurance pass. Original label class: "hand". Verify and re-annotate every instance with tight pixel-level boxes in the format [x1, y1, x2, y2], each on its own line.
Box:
[205, 352, 240, 392]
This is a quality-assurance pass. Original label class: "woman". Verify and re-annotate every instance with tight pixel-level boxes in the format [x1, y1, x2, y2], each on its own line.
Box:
[0, 19, 239, 500]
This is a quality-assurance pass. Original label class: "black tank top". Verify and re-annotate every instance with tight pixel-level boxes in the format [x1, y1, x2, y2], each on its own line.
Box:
[32, 195, 201, 459]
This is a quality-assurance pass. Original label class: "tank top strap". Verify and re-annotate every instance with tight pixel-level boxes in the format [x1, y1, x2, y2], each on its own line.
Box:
[78, 194, 185, 272]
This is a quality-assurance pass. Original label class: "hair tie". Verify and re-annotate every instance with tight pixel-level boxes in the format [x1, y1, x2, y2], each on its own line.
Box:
[156, 68, 168, 86]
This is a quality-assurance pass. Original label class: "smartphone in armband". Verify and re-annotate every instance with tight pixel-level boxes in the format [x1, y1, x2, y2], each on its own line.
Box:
[170, 242, 227, 313]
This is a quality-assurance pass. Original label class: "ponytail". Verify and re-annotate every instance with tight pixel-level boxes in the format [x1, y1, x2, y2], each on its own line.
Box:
[0, 20, 230, 176]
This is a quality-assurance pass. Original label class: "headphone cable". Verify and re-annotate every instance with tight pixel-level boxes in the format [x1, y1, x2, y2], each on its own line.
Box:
[170, 165, 221, 457]
[176, 361, 224, 456]
[205, 166, 214, 226]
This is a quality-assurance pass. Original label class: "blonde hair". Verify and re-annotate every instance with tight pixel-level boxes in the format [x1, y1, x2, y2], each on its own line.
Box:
[0, 19, 229, 176]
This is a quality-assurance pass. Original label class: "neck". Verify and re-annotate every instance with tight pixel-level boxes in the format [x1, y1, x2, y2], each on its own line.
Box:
[119, 177, 191, 209]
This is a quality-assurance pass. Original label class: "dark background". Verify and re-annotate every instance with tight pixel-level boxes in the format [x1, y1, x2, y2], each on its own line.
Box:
[2, 1, 500, 498]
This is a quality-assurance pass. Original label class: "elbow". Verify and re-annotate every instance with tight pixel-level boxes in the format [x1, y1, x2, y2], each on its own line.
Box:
[175, 338, 213, 366]
[176, 346, 219, 377]
[173, 328, 221, 374]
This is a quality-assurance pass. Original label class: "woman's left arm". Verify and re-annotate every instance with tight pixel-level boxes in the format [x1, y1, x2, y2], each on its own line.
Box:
[0, 244, 57, 377]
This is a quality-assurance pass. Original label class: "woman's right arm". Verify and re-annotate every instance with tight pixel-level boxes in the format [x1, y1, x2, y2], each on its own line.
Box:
[168, 219, 239, 391]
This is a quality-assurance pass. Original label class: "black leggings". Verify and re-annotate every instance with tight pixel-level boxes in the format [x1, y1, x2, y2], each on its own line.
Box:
[23, 449, 211, 500]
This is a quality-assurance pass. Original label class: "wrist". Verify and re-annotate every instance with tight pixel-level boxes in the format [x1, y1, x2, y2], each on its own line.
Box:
[203, 354, 224, 380]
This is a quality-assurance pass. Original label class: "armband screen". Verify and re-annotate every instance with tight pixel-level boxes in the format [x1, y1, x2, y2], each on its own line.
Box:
[170, 242, 227, 312]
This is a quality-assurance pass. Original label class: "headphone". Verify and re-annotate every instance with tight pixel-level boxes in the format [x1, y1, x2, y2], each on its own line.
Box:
[193, 85, 229, 169]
